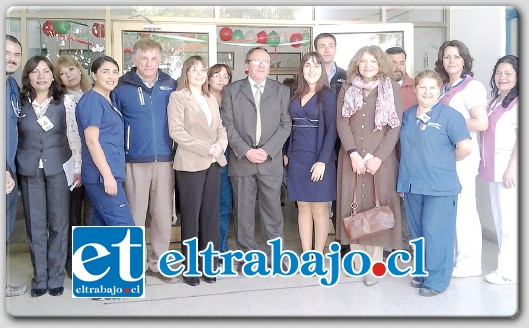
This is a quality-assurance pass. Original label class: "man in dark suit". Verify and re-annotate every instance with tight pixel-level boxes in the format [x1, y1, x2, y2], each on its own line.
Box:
[314, 33, 348, 257]
[221, 47, 292, 272]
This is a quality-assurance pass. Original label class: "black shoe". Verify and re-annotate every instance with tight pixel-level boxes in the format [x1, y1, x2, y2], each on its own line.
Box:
[31, 288, 46, 297]
[410, 277, 424, 288]
[48, 287, 64, 296]
[183, 276, 200, 286]
[202, 276, 216, 284]
[419, 286, 440, 297]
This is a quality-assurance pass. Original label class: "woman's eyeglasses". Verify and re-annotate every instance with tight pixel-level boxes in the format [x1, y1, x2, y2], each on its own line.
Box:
[212, 73, 230, 81]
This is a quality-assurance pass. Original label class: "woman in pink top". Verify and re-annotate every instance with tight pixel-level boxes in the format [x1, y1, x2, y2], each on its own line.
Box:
[479, 55, 518, 285]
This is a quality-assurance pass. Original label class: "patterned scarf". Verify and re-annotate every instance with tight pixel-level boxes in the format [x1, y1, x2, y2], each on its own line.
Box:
[341, 75, 400, 131]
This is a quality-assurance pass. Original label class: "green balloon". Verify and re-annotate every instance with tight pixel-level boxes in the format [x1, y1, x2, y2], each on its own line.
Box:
[266, 31, 280, 47]
[232, 29, 244, 41]
[54, 20, 71, 35]
[301, 32, 310, 46]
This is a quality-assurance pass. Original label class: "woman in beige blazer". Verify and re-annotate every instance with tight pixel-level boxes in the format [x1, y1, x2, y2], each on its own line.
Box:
[167, 56, 228, 287]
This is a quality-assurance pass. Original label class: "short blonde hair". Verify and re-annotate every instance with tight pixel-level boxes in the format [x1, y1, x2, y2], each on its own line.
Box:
[414, 70, 443, 88]
[134, 38, 162, 53]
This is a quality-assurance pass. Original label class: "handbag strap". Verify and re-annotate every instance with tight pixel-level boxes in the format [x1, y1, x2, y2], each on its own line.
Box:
[351, 173, 381, 215]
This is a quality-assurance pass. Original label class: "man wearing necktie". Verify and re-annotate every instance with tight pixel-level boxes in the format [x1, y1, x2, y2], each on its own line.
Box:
[221, 47, 292, 272]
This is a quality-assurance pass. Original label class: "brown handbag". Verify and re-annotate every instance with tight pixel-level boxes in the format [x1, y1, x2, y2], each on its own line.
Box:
[342, 174, 395, 240]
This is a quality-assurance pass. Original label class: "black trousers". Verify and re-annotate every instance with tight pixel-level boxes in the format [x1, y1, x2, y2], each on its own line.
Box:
[176, 164, 221, 270]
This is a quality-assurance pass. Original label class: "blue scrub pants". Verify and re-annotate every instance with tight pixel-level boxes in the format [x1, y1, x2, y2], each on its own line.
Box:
[6, 177, 18, 250]
[403, 193, 457, 292]
[84, 182, 135, 226]
[219, 165, 232, 253]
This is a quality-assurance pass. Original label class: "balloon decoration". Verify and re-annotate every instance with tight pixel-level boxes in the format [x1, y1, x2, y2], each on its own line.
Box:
[245, 30, 257, 43]
[217, 28, 311, 49]
[290, 33, 303, 48]
[266, 31, 280, 47]
[42, 20, 55, 37]
[92, 23, 105, 38]
[219, 27, 233, 41]
[256, 31, 267, 44]
[301, 32, 310, 46]
[54, 21, 71, 35]
[280, 32, 288, 45]
[231, 29, 244, 42]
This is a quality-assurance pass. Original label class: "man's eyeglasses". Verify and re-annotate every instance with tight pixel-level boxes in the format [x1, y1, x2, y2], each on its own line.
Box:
[212, 73, 230, 81]
[249, 59, 271, 66]
[188, 67, 208, 73]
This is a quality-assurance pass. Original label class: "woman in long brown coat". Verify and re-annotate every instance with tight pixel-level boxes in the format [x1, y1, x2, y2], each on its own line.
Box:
[336, 45, 403, 286]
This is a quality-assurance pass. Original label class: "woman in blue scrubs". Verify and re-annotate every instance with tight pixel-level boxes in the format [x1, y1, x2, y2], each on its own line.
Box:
[76, 56, 134, 226]
[397, 70, 472, 297]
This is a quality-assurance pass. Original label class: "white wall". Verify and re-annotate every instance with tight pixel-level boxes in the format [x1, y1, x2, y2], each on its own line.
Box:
[450, 6, 505, 95]
[450, 6, 506, 243]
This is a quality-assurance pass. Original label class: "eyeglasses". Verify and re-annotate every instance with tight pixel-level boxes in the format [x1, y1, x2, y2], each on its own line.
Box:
[188, 67, 208, 73]
[212, 73, 230, 81]
[249, 59, 271, 66]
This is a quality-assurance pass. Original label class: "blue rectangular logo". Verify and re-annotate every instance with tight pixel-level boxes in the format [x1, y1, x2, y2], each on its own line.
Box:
[72, 226, 145, 298]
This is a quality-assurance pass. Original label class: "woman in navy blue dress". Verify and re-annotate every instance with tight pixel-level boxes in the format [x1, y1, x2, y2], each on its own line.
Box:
[284, 52, 337, 253]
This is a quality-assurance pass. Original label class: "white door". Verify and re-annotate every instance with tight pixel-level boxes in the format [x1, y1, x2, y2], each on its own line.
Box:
[112, 22, 217, 79]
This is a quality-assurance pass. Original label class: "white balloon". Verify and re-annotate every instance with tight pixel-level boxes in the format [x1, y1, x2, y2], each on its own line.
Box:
[245, 30, 257, 43]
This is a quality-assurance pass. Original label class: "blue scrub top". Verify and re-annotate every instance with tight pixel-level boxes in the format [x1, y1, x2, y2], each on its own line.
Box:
[6, 77, 19, 174]
[76, 89, 126, 183]
[397, 103, 470, 196]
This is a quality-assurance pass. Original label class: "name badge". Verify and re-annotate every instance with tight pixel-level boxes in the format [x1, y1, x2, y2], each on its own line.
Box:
[418, 112, 431, 123]
[37, 115, 54, 131]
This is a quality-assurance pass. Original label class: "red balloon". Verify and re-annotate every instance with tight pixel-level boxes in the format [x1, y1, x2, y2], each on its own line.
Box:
[219, 27, 233, 42]
[256, 31, 267, 44]
[290, 33, 303, 48]
[92, 23, 105, 38]
[42, 20, 55, 37]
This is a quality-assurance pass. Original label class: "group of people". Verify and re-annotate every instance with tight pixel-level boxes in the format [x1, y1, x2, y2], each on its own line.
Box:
[5, 32, 517, 298]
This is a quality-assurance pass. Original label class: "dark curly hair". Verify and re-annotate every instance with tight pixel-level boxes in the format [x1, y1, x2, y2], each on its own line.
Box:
[490, 55, 519, 108]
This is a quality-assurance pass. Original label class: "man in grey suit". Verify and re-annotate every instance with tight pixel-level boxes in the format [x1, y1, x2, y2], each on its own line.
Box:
[221, 47, 292, 273]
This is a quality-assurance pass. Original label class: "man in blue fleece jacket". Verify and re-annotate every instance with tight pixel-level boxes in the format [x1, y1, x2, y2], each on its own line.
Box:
[111, 38, 177, 282]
